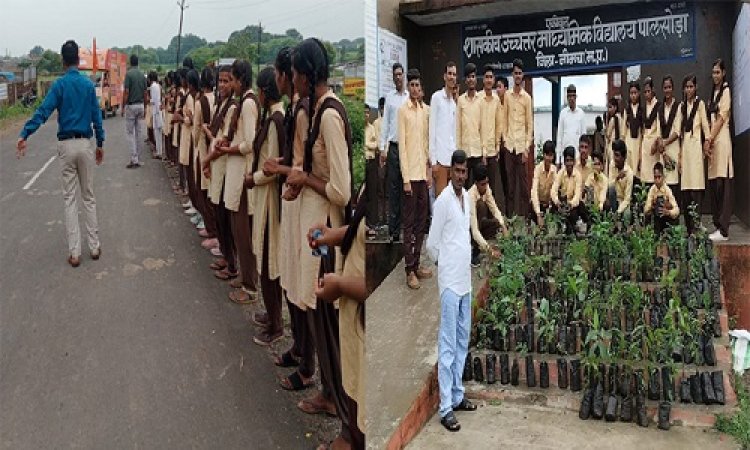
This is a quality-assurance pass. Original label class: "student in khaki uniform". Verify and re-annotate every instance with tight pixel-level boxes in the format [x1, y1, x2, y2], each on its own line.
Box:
[202, 66, 238, 280]
[551, 146, 583, 233]
[193, 67, 219, 250]
[245, 67, 284, 346]
[657, 75, 682, 196]
[495, 77, 510, 199]
[705, 59, 734, 242]
[398, 69, 433, 290]
[263, 47, 317, 393]
[623, 80, 643, 182]
[309, 190, 367, 450]
[164, 72, 175, 166]
[645, 162, 680, 235]
[220, 60, 259, 304]
[284, 38, 353, 449]
[504, 59, 533, 217]
[456, 63, 482, 187]
[469, 164, 506, 267]
[171, 69, 188, 194]
[478, 65, 504, 213]
[679, 74, 711, 234]
[181, 70, 201, 225]
[640, 77, 661, 185]
[583, 151, 608, 212]
[609, 139, 634, 216]
[605, 97, 623, 178]
[574, 135, 593, 192]
[530, 140, 557, 226]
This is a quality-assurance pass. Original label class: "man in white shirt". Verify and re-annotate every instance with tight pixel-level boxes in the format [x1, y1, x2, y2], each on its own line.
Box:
[381, 63, 410, 242]
[148, 72, 164, 159]
[429, 62, 458, 197]
[426, 149, 477, 432]
[556, 84, 587, 165]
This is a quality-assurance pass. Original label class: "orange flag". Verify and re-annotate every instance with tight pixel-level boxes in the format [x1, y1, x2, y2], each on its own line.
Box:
[92, 38, 98, 73]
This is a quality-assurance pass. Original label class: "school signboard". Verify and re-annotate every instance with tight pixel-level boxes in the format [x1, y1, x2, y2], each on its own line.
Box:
[461, 1, 696, 76]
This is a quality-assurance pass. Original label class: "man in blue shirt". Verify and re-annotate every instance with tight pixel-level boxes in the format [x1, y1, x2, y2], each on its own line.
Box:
[17, 40, 105, 268]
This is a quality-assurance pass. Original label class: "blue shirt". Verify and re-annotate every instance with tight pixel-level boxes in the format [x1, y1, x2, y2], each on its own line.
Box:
[20, 67, 105, 147]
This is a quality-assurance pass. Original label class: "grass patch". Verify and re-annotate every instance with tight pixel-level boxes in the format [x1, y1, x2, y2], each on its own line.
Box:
[715, 374, 750, 449]
[0, 99, 40, 124]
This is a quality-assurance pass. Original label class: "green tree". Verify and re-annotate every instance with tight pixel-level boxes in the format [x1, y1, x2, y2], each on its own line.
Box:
[322, 41, 337, 65]
[29, 46, 44, 57]
[36, 50, 62, 74]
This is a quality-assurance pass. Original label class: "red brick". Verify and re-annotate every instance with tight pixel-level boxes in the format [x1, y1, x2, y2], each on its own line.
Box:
[715, 344, 731, 365]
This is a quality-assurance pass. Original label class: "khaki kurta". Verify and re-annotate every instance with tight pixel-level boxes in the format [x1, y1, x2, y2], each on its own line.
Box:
[640, 97, 661, 183]
[298, 90, 351, 310]
[531, 161, 557, 215]
[479, 90, 499, 157]
[575, 157, 593, 193]
[505, 89, 533, 154]
[179, 93, 195, 166]
[707, 85, 733, 180]
[145, 103, 153, 128]
[280, 99, 308, 308]
[495, 95, 508, 149]
[623, 103, 642, 179]
[551, 168, 582, 208]
[339, 220, 365, 431]
[469, 184, 505, 251]
[172, 88, 185, 147]
[610, 163, 634, 214]
[398, 99, 429, 182]
[251, 102, 284, 279]
[681, 99, 711, 190]
[605, 113, 622, 176]
[193, 92, 216, 190]
[645, 183, 680, 218]
[456, 91, 482, 158]
[224, 91, 258, 213]
[660, 99, 682, 186]
[208, 100, 235, 205]
[365, 121, 377, 160]
[584, 171, 609, 210]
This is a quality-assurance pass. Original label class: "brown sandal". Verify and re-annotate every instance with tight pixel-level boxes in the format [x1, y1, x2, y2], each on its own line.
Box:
[214, 268, 238, 280]
[228, 289, 254, 304]
[209, 259, 228, 270]
[298, 393, 337, 417]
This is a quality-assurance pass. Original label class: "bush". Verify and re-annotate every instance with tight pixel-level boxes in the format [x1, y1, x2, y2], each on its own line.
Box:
[0, 98, 41, 123]
[715, 374, 750, 448]
[340, 96, 365, 190]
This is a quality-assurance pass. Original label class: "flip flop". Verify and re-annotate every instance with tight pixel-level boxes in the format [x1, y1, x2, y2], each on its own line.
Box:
[274, 351, 301, 368]
[298, 395, 337, 417]
[214, 268, 238, 280]
[209, 259, 227, 271]
[279, 371, 313, 391]
[441, 412, 461, 432]
[228, 289, 254, 304]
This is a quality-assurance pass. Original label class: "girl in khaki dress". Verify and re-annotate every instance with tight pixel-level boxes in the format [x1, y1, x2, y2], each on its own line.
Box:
[623, 81, 643, 183]
[657, 75, 682, 195]
[605, 97, 623, 179]
[246, 67, 285, 346]
[640, 77, 661, 185]
[192, 68, 219, 247]
[679, 73, 711, 234]
[706, 59, 734, 241]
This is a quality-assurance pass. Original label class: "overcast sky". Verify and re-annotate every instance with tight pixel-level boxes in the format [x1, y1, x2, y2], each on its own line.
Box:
[533, 75, 608, 108]
[0, 0, 363, 57]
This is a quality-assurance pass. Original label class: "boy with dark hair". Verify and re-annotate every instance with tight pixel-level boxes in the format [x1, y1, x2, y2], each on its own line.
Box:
[457, 63, 482, 187]
[551, 146, 582, 233]
[429, 61, 458, 196]
[469, 164, 505, 267]
[645, 162, 680, 234]
[504, 58, 533, 217]
[583, 151, 608, 212]
[530, 140, 557, 226]
[608, 139, 634, 215]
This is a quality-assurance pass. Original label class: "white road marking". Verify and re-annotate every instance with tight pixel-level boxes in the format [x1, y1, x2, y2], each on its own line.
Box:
[22, 155, 56, 190]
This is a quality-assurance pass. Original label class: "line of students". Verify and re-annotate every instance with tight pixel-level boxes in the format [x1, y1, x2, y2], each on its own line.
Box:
[143, 40, 366, 450]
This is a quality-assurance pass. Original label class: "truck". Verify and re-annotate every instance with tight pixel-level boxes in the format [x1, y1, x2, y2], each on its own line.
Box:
[78, 44, 127, 118]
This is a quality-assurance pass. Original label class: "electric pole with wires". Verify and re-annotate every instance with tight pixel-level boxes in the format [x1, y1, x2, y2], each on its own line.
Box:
[175, 0, 188, 69]
[256, 21, 262, 76]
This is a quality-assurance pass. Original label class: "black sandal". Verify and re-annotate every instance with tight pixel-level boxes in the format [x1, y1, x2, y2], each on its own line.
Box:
[275, 351, 301, 368]
[280, 371, 314, 391]
[453, 398, 477, 411]
[440, 412, 461, 432]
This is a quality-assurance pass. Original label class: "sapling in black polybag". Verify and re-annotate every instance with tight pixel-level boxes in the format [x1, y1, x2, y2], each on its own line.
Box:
[558, 326, 567, 355]
[579, 386, 593, 420]
[701, 371, 717, 404]
[540, 361, 549, 388]
[648, 368, 661, 400]
[463, 351, 473, 381]
[492, 329, 503, 351]
[570, 359, 582, 392]
[473, 356, 484, 382]
[605, 394, 618, 421]
[511, 358, 520, 386]
[690, 373, 703, 404]
[592, 377, 605, 419]
[712, 371, 725, 405]
[703, 334, 717, 366]
[557, 358, 569, 389]
[657, 402, 671, 430]
[661, 366, 674, 402]
[608, 364, 618, 395]
[635, 371, 649, 427]
[680, 376, 692, 403]
[500, 353, 510, 384]
[526, 355, 536, 387]
[486, 353, 497, 384]
[620, 395, 634, 422]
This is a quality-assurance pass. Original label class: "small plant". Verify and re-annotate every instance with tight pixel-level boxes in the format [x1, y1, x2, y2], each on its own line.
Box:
[715, 375, 750, 448]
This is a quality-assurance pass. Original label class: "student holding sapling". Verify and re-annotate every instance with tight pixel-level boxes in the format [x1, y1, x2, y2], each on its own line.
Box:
[607, 139, 634, 218]
[551, 146, 583, 234]
[530, 140, 557, 226]
[468, 164, 506, 267]
[644, 162, 679, 235]
[583, 151, 609, 214]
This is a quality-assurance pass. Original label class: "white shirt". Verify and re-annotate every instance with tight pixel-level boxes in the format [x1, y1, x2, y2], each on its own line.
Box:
[426, 184, 472, 297]
[556, 106, 586, 164]
[149, 81, 161, 110]
[429, 88, 457, 166]
[379, 89, 409, 152]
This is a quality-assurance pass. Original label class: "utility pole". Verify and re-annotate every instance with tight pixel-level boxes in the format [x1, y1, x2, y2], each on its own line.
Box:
[256, 21, 262, 76]
[175, 0, 188, 69]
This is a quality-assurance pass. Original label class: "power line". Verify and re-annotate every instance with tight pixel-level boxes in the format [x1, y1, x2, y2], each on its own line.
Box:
[175, 0, 189, 69]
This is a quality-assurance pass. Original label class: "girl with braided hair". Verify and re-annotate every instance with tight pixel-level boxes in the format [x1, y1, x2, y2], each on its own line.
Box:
[679, 73, 710, 234]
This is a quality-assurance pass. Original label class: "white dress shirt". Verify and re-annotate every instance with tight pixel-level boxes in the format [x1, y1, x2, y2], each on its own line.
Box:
[379, 89, 409, 152]
[426, 183, 472, 297]
[556, 106, 586, 164]
[429, 88, 457, 166]
[149, 82, 163, 129]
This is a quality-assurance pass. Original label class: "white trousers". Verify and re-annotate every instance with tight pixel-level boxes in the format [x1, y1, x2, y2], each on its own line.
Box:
[58, 138, 100, 257]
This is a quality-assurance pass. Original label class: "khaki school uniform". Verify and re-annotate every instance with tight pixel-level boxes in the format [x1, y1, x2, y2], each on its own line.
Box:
[456, 91, 482, 158]
[584, 171, 608, 210]
[605, 113, 622, 176]
[680, 99, 710, 190]
[193, 92, 216, 191]
[661, 99, 682, 186]
[225, 92, 258, 213]
[645, 183, 680, 218]
[574, 157, 593, 193]
[298, 90, 351, 309]
[611, 163, 634, 214]
[640, 98, 661, 183]
[208, 99, 235, 205]
[531, 161, 556, 216]
[172, 88, 185, 148]
[251, 103, 284, 279]
[551, 168, 582, 208]
[179, 93, 194, 166]
[340, 220, 366, 431]
[623, 103, 642, 179]
[495, 93, 508, 148]
[479, 90, 499, 158]
[469, 184, 505, 252]
[707, 85, 733, 180]
[398, 100, 429, 183]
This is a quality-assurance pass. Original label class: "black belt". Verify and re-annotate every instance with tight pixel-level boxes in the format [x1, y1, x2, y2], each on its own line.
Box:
[127, 101, 144, 105]
[58, 132, 87, 141]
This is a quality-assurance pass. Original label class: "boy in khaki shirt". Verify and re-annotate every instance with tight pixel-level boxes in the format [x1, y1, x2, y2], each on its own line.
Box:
[530, 140, 557, 226]
[469, 165, 506, 267]
[574, 135, 593, 192]
[608, 139, 634, 216]
[551, 146, 582, 233]
[398, 69, 433, 289]
[645, 161, 680, 234]
[457, 63, 482, 187]
[583, 151, 608, 213]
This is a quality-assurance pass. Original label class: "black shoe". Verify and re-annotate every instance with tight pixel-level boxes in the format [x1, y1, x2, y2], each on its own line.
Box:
[453, 398, 477, 412]
[471, 254, 481, 268]
[126, 163, 137, 169]
[440, 411, 461, 432]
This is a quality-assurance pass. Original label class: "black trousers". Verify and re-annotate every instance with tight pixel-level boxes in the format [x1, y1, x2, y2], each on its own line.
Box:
[365, 157, 384, 227]
[386, 142, 403, 236]
[214, 196, 236, 273]
[287, 298, 315, 378]
[681, 189, 704, 235]
[486, 154, 506, 214]
[710, 178, 733, 237]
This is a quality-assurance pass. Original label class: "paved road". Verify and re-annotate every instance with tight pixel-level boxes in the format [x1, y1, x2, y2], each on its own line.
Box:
[0, 116, 313, 449]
